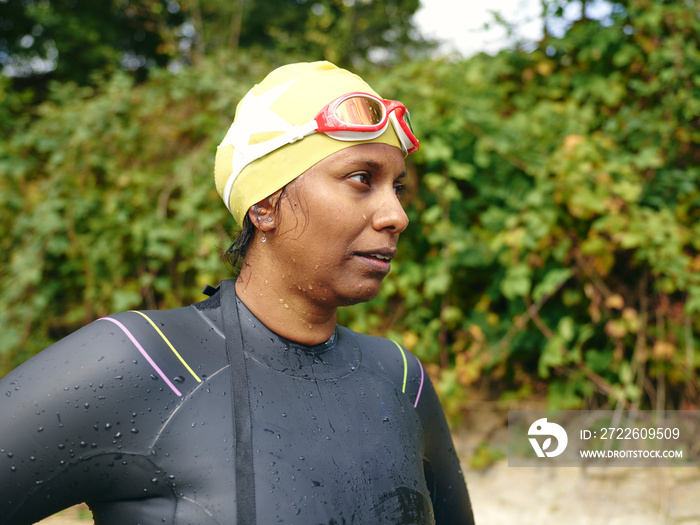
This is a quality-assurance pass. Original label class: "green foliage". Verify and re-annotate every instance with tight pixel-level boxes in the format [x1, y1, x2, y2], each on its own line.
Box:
[1, 0, 428, 91]
[223, 0, 426, 67]
[0, 54, 274, 371]
[469, 442, 506, 470]
[0, 0, 185, 84]
[2, 0, 699, 415]
[346, 0, 700, 412]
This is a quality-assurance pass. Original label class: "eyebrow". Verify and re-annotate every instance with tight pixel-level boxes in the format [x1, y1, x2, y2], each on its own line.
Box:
[362, 161, 407, 179]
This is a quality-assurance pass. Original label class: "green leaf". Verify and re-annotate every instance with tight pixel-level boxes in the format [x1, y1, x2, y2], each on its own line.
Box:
[501, 263, 532, 300]
[532, 268, 572, 302]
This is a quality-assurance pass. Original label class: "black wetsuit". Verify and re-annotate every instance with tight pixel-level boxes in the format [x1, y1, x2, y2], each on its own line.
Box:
[0, 283, 474, 524]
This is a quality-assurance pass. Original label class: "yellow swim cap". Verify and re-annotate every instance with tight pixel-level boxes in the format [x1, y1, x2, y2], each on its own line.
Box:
[214, 61, 404, 226]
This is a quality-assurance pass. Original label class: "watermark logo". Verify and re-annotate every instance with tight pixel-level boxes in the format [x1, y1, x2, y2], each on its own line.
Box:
[528, 417, 568, 458]
[509, 410, 696, 467]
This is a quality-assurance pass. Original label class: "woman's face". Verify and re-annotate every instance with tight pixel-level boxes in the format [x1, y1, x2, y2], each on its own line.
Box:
[270, 142, 409, 307]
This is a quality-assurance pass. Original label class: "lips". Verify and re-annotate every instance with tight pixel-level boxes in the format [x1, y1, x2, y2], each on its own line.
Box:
[353, 248, 396, 273]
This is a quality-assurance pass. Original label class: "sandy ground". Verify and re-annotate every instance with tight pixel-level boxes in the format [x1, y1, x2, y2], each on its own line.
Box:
[457, 410, 700, 525]
[36, 411, 700, 525]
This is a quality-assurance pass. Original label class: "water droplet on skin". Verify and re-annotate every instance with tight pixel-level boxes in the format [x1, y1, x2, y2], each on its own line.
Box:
[264, 280, 269, 286]
[308, 284, 314, 290]
[284, 303, 289, 309]
[362, 214, 367, 220]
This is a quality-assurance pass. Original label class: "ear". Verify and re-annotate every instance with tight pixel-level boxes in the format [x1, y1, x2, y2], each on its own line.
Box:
[247, 191, 281, 232]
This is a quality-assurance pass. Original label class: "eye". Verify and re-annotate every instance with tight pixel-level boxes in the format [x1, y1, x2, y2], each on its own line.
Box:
[394, 183, 407, 198]
[348, 172, 371, 186]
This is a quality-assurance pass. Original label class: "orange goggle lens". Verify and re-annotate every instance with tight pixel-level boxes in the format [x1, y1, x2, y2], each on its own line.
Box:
[334, 96, 384, 126]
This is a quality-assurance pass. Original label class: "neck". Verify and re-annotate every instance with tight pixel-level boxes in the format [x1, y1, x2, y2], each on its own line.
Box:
[235, 262, 338, 346]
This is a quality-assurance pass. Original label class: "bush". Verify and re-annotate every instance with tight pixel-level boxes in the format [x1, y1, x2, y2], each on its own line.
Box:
[2, 1, 699, 415]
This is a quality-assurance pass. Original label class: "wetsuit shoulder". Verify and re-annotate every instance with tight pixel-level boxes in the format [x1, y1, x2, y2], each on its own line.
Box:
[0, 305, 226, 524]
[346, 329, 427, 409]
[344, 329, 475, 524]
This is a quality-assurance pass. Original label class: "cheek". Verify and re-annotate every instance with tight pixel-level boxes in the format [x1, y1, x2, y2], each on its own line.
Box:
[304, 203, 362, 241]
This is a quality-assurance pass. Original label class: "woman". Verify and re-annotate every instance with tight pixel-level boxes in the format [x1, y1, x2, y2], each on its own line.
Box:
[0, 61, 475, 524]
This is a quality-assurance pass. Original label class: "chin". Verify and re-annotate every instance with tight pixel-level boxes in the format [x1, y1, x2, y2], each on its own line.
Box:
[338, 282, 383, 307]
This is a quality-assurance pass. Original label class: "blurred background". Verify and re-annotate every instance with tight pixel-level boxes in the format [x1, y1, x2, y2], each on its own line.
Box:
[1, 3, 700, 521]
[3, 0, 699, 415]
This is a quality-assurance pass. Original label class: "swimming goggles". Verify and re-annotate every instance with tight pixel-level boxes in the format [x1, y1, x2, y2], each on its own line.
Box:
[222, 92, 419, 211]
[311, 92, 419, 154]
[255, 92, 419, 158]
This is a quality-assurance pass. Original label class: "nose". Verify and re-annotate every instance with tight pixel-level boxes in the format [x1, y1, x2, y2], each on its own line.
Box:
[371, 194, 409, 234]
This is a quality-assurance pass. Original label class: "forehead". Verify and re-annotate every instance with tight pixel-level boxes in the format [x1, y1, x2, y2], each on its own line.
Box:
[314, 143, 406, 173]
